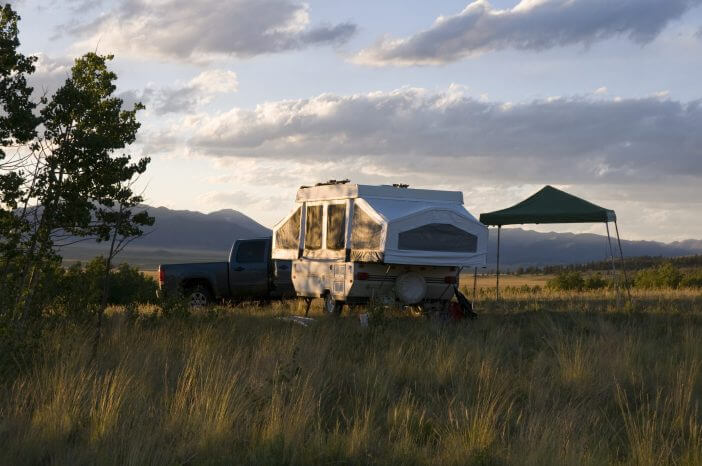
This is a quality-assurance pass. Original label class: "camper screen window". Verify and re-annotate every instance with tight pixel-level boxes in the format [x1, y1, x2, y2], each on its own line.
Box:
[398, 223, 477, 252]
[351, 207, 382, 250]
[276, 207, 301, 249]
[326, 204, 346, 250]
[305, 205, 323, 250]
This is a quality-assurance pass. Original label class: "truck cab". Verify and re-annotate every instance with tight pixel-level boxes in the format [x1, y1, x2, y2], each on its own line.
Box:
[158, 237, 294, 306]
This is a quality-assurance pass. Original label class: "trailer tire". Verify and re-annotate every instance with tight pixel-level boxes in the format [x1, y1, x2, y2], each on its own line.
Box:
[324, 293, 344, 316]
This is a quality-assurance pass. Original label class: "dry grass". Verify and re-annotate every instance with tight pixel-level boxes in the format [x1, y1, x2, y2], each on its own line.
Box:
[1, 288, 701, 465]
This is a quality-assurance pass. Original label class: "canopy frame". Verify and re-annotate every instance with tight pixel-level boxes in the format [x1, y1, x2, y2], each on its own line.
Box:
[479, 186, 631, 304]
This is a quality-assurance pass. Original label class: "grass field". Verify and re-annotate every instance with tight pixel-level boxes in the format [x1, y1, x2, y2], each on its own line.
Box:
[1, 284, 701, 465]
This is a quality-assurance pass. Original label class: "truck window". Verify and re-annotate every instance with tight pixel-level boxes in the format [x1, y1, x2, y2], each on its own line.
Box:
[326, 204, 346, 250]
[236, 240, 267, 263]
[351, 207, 382, 249]
[305, 205, 323, 250]
[276, 207, 301, 249]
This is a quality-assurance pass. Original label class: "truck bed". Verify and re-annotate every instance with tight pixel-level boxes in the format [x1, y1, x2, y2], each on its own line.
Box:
[159, 261, 230, 298]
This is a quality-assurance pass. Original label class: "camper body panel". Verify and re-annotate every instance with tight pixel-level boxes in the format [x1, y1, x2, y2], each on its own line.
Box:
[292, 260, 458, 305]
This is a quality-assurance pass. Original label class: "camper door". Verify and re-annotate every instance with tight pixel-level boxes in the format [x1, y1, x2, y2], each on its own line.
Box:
[302, 200, 348, 260]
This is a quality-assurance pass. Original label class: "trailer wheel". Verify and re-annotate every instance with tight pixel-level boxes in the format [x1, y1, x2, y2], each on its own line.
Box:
[186, 285, 212, 308]
[324, 293, 344, 316]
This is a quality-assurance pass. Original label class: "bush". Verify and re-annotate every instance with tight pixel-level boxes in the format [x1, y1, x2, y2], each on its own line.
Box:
[680, 271, 702, 288]
[547, 271, 585, 291]
[50, 257, 157, 318]
[634, 263, 683, 289]
[584, 273, 608, 290]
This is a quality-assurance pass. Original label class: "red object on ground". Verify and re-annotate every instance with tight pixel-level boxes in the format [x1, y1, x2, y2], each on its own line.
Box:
[449, 302, 465, 320]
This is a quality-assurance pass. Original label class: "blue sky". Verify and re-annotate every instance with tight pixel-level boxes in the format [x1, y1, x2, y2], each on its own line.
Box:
[14, 0, 702, 241]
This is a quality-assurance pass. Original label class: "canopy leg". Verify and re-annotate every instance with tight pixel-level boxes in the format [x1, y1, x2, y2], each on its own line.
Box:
[496, 226, 501, 302]
[614, 220, 633, 306]
[605, 222, 620, 306]
[473, 266, 478, 301]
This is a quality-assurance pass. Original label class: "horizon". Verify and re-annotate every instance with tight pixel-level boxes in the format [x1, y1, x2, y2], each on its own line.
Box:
[15, 0, 702, 242]
[146, 203, 702, 246]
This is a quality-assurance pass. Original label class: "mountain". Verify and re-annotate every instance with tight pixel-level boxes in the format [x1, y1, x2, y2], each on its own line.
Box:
[486, 228, 702, 269]
[59, 206, 271, 268]
[134, 206, 271, 251]
[58, 206, 702, 269]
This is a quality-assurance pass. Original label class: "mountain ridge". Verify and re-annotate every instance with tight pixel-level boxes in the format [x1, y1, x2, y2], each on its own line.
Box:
[58, 205, 702, 269]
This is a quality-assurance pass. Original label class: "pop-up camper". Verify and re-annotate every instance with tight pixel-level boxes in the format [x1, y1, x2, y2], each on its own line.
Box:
[272, 182, 487, 313]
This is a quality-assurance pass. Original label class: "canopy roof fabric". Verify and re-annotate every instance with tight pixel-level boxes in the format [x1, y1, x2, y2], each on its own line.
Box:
[479, 185, 616, 226]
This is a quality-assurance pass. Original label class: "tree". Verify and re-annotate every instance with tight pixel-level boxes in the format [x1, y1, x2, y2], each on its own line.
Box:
[13, 53, 151, 322]
[1, 4, 153, 366]
[0, 4, 39, 310]
[91, 171, 154, 355]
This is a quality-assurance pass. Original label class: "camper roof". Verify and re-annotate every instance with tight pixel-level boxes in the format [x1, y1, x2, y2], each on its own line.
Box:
[296, 184, 463, 203]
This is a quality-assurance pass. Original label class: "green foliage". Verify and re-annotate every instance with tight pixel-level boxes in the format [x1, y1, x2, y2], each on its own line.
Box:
[681, 271, 702, 288]
[547, 271, 614, 292]
[634, 263, 684, 289]
[519, 254, 702, 275]
[0, 4, 154, 355]
[584, 272, 608, 290]
[547, 271, 585, 291]
[49, 257, 157, 318]
[0, 4, 37, 150]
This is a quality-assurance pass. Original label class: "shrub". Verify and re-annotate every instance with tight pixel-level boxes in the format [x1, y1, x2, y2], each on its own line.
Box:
[49, 257, 157, 318]
[584, 273, 608, 290]
[547, 271, 585, 291]
[634, 263, 683, 289]
[680, 270, 702, 288]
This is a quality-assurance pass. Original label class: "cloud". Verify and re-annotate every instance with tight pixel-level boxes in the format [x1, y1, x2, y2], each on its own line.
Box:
[170, 86, 702, 184]
[354, 0, 702, 66]
[119, 69, 238, 115]
[68, 0, 356, 62]
[28, 53, 73, 99]
[137, 86, 702, 238]
[151, 70, 238, 115]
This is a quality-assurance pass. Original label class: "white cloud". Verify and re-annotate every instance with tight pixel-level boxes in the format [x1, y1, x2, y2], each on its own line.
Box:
[137, 86, 702, 238]
[28, 53, 73, 98]
[354, 0, 702, 66]
[593, 86, 608, 95]
[189, 70, 239, 94]
[121, 69, 239, 115]
[67, 0, 356, 62]
[165, 87, 702, 184]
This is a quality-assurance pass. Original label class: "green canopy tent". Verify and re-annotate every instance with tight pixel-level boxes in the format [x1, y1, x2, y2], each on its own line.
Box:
[479, 185, 630, 301]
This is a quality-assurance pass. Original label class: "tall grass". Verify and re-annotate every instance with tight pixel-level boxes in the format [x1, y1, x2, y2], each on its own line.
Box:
[1, 292, 701, 465]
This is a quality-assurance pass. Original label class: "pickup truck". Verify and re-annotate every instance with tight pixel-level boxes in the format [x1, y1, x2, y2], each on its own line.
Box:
[157, 237, 295, 306]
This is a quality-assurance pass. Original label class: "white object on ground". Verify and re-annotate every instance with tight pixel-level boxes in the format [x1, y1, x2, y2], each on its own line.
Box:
[277, 316, 316, 327]
[359, 313, 369, 327]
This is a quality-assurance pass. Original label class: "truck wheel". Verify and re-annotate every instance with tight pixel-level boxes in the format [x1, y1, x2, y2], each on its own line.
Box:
[187, 285, 212, 308]
[324, 293, 344, 316]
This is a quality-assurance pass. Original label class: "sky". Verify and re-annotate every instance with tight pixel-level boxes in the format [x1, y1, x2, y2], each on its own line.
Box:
[13, 0, 702, 241]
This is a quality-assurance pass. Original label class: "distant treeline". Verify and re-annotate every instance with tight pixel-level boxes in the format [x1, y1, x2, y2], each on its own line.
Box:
[513, 255, 702, 275]
[544, 262, 702, 292]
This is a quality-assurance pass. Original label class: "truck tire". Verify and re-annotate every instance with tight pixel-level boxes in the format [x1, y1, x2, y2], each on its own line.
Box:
[324, 293, 344, 316]
[186, 285, 212, 308]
